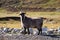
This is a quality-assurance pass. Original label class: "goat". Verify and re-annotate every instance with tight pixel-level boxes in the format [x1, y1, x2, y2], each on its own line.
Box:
[20, 12, 47, 35]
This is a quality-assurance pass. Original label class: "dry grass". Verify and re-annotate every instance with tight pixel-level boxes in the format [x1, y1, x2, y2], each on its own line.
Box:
[0, 21, 21, 29]
[19, 0, 60, 8]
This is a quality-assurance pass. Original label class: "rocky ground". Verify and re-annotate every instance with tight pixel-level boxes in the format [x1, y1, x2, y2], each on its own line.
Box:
[0, 33, 60, 40]
[0, 27, 60, 40]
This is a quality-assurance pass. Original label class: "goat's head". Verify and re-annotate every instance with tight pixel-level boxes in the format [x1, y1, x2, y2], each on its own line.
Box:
[20, 11, 26, 16]
[20, 13, 26, 16]
[20, 12, 26, 20]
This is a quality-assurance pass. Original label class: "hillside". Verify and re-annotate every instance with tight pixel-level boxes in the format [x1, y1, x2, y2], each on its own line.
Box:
[0, 0, 60, 8]
[0, 0, 60, 11]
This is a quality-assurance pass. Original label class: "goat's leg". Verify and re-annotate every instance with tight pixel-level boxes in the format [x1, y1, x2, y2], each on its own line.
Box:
[37, 28, 42, 35]
[40, 28, 42, 35]
[37, 29, 40, 35]
[23, 27, 27, 34]
[27, 28, 30, 34]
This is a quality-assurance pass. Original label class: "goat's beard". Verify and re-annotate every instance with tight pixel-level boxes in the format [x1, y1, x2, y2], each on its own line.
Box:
[20, 15, 25, 28]
[20, 15, 24, 28]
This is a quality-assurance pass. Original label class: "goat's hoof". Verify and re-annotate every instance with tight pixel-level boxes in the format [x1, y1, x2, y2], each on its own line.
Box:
[28, 33, 30, 34]
[21, 31, 27, 34]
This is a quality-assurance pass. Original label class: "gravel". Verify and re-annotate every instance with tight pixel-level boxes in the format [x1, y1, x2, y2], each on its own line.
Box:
[0, 34, 60, 40]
